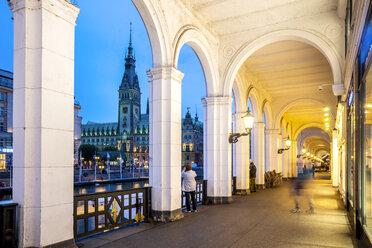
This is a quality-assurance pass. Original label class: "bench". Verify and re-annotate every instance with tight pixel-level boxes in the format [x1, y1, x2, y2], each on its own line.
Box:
[264, 170, 283, 188]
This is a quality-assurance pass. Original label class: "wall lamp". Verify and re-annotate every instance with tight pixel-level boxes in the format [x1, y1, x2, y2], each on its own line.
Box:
[296, 147, 306, 158]
[229, 108, 255, 143]
[278, 136, 292, 154]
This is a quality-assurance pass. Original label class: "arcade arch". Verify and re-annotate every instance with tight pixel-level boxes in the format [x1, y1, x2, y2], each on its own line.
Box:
[223, 29, 344, 96]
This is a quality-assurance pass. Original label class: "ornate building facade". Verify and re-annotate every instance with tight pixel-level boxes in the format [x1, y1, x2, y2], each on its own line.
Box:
[182, 109, 203, 166]
[81, 26, 150, 165]
[80, 26, 203, 167]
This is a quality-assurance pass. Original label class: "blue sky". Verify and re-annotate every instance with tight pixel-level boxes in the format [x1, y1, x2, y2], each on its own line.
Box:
[0, 0, 206, 124]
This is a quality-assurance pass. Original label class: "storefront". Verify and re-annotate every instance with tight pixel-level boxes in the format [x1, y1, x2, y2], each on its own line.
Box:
[344, 3, 372, 245]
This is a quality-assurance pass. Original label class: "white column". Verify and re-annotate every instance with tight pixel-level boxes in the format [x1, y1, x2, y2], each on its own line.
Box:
[282, 136, 289, 178]
[202, 96, 232, 203]
[232, 113, 250, 194]
[266, 129, 278, 171]
[291, 141, 298, 178]
[332, 129, 339, 186]
[9, 0, 79, 247]
[277, 133, 283, 173]
[147, 67, 184, 221]
[253, 122, 265, 188]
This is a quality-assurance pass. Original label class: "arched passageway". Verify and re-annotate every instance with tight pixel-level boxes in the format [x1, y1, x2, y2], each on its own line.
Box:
[231, 39, 338, 193]
[6, 0, 357, 246]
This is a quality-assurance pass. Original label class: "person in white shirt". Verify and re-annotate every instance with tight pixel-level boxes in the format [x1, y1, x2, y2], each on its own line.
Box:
[182, 164, 198, 212]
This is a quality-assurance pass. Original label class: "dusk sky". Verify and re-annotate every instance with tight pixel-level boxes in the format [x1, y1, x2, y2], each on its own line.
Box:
[0, 0, 207, 124]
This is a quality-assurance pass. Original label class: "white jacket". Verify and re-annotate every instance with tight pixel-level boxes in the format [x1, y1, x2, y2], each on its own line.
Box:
[181, 170, 197, 192]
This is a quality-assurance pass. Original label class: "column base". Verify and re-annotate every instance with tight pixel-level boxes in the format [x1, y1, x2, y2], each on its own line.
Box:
[235, 189, 251, 195]
[207, 196, 233, 204]
[41, 238, 76, 248]
[152, 208, 184, 223]
[257, 184, 266, 190]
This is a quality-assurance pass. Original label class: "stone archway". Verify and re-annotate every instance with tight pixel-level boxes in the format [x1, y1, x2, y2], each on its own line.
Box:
[222, 29, 344, 97]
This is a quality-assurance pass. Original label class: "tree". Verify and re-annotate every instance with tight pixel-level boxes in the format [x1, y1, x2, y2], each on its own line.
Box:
[79, 144, 98, 161]
[103, 146, 117, 151]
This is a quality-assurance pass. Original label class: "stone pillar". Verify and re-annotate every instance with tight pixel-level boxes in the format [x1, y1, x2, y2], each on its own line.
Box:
[232, 113, 250, 194]
[292, 140, 298, 178]
[277, 133, 283, 173]
[266, 129, 278, 171]
[147, 67, 184, 221]
[9, 0, 79, 247]
[202, 96, 232, 203]
[253, 122, 265, 188]
[282, 136, 289, 178]
[332, 129, 339, 186]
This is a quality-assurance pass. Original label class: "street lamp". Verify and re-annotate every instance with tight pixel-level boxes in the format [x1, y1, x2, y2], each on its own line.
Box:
[229, 108, 255, 143]
[278, 136, 292, 154]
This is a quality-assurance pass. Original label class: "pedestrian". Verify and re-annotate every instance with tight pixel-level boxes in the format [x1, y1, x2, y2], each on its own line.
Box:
[312, 163, 315, 179]
[249, 162, 257, 193]
[291, 169, 314, 213]
[182, 164, 198, 213]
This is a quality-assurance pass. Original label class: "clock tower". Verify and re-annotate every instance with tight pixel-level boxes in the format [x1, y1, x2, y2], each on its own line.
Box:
[118, 23, 141, 154]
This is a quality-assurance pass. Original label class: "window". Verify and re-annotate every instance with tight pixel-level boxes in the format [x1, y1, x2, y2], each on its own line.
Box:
[0, 93, 5, 101]
[123, 107, 128, 114]
[0, 107, 4, 117]
[0, 122, 4, 132]
[363, 63, 372, 234]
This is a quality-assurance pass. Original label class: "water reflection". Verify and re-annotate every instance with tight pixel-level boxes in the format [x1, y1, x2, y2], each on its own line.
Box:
[74, 180, 149, 195]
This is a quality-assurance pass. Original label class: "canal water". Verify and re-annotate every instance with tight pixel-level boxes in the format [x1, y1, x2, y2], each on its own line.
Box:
[0, 179, 150, 201]
[74, 180, 149, 195]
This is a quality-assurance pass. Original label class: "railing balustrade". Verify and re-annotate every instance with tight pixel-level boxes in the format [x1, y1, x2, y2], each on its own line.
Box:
[74, 187, 151, 239]
[74, 179, 208, 239]
[182, 180, 207, 208]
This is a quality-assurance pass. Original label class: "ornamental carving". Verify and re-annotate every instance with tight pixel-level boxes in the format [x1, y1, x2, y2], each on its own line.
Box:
[223, 45, 235, 59]
[324, 24, 342, 39]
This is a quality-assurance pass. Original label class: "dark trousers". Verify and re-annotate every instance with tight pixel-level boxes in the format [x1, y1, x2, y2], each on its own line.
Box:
[185, 191, 197, 211]
[250, 178, 256, 192]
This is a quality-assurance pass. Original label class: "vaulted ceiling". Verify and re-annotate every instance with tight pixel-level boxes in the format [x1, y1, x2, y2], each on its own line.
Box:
[239, 40, 337, 134]
[178, 0, 340, 152]
[241, 41, 334, 99]
[180, 0, 339, 36]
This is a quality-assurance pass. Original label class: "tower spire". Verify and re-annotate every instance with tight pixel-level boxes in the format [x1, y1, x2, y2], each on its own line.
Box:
[129, 22, 132, 47]
[127, 22, 134, 58]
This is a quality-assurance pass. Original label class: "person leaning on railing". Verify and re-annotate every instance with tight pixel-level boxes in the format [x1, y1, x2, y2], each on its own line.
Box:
[182, 164, 198, 213]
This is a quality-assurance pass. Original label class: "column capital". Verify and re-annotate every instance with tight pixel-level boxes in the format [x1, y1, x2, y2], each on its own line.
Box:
[9, 0, 79, 25]
[265, 129, 278, 135]
[201, 96, 232, 106]
[332, 83, 345, 96]
[147, 66, 184, 83]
